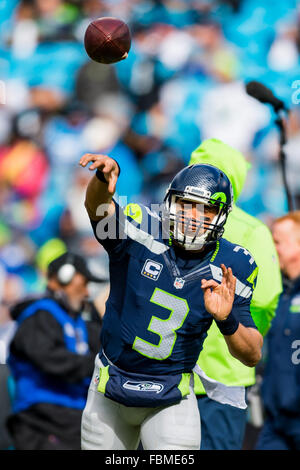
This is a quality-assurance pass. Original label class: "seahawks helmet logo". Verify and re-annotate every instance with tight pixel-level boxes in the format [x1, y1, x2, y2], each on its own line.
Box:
[123, 381, 164, 393]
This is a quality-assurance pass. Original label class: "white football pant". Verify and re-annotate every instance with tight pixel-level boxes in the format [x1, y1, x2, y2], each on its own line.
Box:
[81, 355, 200, 450]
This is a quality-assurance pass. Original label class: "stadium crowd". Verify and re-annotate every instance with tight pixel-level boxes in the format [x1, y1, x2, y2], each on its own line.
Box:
[0, 0, 300, 450]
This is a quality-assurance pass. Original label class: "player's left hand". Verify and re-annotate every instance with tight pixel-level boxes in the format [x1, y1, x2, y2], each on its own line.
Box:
[201, 264, 236, 321]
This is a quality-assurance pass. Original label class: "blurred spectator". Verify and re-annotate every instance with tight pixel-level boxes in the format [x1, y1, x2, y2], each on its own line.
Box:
[281, 110, 300, 207]
[74, 60, 120, 111]
[0, 261, 18, 450]
[80, 93, 144, 203]
[43, 100, 90, 176]
[0, 362, 14, 449]
[0, 264, 18, 365]
[35, 238, 67, 281]
[187, 20, 240, 82]
[0, 109, 49, 201]
[6, 252, 104, 450]
[267, 16, 299, 73]
[256, 212, 300, 450]
[33, 0, 80, 42]
[8, 0, 38, 60]
[196, 79, 271, 156]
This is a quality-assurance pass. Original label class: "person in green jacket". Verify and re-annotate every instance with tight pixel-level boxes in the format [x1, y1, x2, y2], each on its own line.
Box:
[189, 138, 282, 450]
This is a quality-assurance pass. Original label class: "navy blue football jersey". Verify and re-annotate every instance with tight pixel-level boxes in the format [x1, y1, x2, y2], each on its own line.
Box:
[90, 200, 257, 375]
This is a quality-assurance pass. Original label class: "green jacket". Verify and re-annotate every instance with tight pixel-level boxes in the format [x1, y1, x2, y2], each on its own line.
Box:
[189, 138, 282, 391]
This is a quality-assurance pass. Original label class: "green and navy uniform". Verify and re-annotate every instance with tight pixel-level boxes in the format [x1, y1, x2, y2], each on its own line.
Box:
[81, 197, 259, 450]
[91, 199, 257, 389]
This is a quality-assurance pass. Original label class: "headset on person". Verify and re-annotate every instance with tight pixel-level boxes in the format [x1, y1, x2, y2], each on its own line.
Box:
[56, 255, 76, 286]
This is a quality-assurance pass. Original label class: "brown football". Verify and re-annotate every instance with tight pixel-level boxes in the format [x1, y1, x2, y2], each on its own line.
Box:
[84, 17, 131, 64]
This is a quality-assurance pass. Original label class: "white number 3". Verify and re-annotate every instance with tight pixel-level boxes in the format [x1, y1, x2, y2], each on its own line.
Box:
[132, 288, 189, 360]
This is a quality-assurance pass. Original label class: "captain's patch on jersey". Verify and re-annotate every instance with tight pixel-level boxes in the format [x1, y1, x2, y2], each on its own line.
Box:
[141, 259, 163, 281]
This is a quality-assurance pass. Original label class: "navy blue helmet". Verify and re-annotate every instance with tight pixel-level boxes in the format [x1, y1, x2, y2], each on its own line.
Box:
[164, 164, 233, 250]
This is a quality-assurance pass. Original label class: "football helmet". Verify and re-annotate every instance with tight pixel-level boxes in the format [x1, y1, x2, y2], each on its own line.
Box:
[164, 164, 233, 250]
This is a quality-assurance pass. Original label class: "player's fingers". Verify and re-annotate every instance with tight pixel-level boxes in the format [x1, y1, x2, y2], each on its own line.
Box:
[221, 264, 228, 283]
[102, 160, 119, 193]
[107, 171, 117, 194]
[88, 155, 111, 171]
[102, 158, 116, 173]
[79, 153, 98, 166]
[89, 161, 106, 172]
[201, 279, 219, 290]
[227, 267, 237, 293]
[223, 265, 232, 283]
[221, 264, 234, 289]
[79, 154, 107, 168]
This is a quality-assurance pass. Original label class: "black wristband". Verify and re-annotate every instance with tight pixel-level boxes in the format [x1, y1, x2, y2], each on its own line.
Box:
[95, 159, 121, 184]
[215, 312, 239, 336]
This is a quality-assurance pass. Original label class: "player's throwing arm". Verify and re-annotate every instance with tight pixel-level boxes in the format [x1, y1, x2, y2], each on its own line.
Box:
[79, 154, 119, 221]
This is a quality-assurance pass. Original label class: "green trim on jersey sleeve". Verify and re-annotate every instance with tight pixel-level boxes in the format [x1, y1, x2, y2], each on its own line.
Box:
[247, 266, 259, 289]
[123, 203, 143, 224]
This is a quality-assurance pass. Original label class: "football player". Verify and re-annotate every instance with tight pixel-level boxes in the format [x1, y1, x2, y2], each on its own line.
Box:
[79, 153, 263, 450]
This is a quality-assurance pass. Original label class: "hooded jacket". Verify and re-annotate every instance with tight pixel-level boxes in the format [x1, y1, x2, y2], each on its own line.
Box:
[6, 292, 102, 447]
[189, 138, 282, 389]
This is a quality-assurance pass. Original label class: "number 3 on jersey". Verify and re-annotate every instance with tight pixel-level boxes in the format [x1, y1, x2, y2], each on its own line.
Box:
[132, 288, 189, 360]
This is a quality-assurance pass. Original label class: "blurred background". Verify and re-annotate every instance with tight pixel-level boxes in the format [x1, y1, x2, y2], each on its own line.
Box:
[0, 0, 299, 359]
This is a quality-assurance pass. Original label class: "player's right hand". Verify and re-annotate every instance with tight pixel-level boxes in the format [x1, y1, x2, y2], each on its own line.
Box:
[79, 154, 120, 195]
[201, 264, 236, 321]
